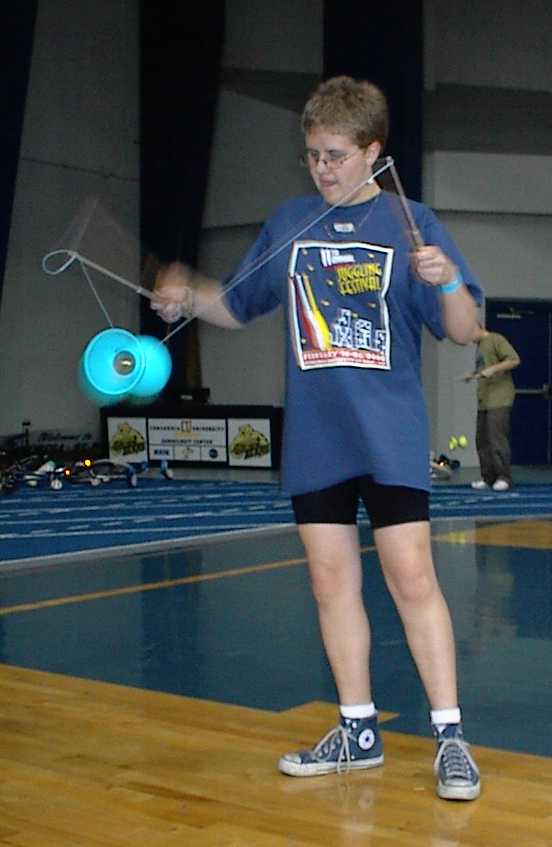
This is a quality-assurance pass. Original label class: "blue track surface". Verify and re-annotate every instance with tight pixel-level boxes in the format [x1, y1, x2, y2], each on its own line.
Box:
[1, 479, 552, 564]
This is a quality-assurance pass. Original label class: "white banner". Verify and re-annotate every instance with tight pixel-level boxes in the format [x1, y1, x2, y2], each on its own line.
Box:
[148, 417, 227, 463]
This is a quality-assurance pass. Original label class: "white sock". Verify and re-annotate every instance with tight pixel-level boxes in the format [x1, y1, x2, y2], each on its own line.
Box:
[340, 702, 376, 720]
[430, 707, 461, 733]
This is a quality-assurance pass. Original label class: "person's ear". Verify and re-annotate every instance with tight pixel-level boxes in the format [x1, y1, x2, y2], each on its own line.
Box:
[365, 140, 382, 167]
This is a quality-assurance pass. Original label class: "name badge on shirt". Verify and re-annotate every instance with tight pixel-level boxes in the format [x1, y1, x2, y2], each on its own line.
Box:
[333, 222, 355, 233]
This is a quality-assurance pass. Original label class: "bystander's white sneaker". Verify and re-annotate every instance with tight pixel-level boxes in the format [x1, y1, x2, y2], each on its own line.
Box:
[492, 479, 510, 491]
[470, 480, 488, 490]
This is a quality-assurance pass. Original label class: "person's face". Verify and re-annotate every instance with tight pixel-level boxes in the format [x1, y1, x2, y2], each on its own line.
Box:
[303, 127, 381, 206]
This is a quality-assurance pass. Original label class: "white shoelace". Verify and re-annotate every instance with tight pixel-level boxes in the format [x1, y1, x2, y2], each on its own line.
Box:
[434, 738, 479, 783]
[312, 724, 354, 773]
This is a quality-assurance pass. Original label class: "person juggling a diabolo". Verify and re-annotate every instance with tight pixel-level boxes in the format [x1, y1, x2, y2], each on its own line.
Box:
[151, 75, 484, 801]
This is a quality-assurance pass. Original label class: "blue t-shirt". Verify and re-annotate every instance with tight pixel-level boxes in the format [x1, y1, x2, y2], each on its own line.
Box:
[224, 191, 483, 496]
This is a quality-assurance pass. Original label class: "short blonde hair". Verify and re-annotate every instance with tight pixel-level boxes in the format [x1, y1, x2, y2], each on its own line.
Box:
[301, 75, 389, 149]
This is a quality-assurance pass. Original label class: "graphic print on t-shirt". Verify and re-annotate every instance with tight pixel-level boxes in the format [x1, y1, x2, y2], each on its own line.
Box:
[288, 239, 394, 370]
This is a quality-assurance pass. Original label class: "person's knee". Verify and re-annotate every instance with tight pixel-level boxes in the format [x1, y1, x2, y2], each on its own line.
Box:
[308, 556, 359, 606]
[386, 565, 436, 607]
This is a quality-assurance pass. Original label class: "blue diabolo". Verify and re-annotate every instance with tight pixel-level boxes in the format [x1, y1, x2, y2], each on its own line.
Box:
[79, 328, 172, 406]
[130, 335, 173, 400]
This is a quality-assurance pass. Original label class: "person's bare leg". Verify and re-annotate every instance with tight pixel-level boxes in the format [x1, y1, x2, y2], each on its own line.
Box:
[278, 522, 383, 777]
[374, 521, 457, 708]
[298, 522, 372, 704]
[375, 520, 480, 800]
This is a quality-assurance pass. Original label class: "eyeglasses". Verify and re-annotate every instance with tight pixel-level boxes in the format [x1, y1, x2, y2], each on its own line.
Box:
[299, 147, 362, 170]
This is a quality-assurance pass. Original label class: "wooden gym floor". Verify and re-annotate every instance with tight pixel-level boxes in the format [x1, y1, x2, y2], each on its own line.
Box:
[1, 513, 552, 845]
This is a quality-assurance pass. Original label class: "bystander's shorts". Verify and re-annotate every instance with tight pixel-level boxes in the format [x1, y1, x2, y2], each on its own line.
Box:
[291, 475, 429, 530]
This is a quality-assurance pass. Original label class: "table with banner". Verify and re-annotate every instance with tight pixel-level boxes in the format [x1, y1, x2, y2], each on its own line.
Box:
[100, 403, 283, 470]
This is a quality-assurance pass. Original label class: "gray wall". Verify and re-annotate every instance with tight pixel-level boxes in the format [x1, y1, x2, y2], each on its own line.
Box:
[1, 0, 550, 470]
[0, 0, 140, 439]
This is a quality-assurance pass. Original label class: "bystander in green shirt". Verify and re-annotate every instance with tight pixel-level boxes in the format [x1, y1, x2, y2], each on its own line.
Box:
[476, 332, 518, 410]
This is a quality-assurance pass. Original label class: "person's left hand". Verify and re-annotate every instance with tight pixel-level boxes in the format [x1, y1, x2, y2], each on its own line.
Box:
[478, 367, 495, 379]
[411, 246, 457, 287]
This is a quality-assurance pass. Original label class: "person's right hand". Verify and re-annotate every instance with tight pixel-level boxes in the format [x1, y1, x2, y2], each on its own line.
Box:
[151, 262, 194, 323]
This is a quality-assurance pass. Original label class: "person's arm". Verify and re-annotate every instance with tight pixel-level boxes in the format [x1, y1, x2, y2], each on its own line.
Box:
[479, 344, 520, 378]
[410, 246, 478, 344]
[151, 261, 243, 329]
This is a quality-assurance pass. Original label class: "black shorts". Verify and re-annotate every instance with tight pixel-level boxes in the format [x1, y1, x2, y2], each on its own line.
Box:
[291, 476, 429, 530]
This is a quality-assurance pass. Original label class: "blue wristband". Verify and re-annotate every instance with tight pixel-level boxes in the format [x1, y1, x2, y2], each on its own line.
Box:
[439, 275, 462, 294]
